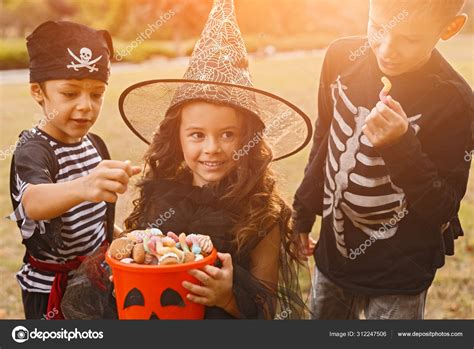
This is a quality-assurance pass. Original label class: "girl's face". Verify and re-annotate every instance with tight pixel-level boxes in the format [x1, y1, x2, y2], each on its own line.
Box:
[179, 101, 242, 187]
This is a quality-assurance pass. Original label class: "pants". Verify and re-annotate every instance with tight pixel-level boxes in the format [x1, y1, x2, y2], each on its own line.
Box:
[21, 289, 49, 319]
[310, 268, 428, 319]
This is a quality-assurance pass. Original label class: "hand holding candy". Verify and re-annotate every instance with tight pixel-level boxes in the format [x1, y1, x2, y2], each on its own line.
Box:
[183, 252, 233, 308]
[362, 78, 409, 147]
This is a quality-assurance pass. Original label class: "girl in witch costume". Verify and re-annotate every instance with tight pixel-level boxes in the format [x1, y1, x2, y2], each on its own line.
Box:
[119, 0, 313, 319]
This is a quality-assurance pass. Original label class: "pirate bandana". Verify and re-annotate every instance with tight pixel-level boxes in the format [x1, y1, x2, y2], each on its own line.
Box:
[27, 21, 113, 84]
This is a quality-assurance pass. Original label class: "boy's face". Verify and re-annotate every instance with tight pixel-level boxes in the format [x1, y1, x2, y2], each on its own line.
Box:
[368, 5, 447, 76]
[179, 101, 241, 187]
[32, 79, 106, 143]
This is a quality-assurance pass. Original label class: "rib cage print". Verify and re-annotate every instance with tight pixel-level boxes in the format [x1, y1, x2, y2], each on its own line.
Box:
[323, 76, 422, 258]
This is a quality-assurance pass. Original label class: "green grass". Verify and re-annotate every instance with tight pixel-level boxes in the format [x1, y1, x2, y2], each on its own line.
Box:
[0, 35, 472, 319]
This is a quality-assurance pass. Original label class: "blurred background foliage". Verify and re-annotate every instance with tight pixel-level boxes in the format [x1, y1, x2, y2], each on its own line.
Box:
[1, 0, 473, 69]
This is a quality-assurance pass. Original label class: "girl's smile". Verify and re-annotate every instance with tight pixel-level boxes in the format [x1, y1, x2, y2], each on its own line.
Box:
[198, 160, 227, 170]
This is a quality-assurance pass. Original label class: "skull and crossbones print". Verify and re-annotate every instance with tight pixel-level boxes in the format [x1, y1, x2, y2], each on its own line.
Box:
[66, 47, 102, 72]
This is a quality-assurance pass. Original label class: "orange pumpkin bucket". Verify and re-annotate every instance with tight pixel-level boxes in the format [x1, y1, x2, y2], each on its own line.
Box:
[106, 248, 217, 319]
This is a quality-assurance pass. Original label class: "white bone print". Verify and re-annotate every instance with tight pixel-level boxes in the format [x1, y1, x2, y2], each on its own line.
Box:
[323, 76, 422, 258]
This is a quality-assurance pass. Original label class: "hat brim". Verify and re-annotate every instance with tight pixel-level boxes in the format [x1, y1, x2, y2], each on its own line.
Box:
[118, 79, 313, 161]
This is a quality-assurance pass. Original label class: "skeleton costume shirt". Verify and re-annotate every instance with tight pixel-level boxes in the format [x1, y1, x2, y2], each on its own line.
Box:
[293, 37, 472, 295]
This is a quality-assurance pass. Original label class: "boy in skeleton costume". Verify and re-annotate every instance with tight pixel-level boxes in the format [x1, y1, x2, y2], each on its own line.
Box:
[293, 0, 472, 319]
[9, 21, 140, 319]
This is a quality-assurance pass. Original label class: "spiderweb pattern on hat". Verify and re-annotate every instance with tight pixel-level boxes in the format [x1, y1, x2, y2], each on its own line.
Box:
[119, 0, 312, 161]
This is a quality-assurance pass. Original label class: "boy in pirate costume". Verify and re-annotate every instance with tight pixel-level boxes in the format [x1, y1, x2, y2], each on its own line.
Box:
[9, 21, 140, 319]
[293, 0, 472, 319]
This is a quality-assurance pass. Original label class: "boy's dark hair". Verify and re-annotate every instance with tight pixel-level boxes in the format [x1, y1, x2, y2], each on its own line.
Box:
[371, 0, 466, 25]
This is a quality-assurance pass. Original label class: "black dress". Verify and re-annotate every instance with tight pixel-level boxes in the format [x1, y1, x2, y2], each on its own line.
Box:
[145, 178, 308, 319]
[62, 177, 309, 319]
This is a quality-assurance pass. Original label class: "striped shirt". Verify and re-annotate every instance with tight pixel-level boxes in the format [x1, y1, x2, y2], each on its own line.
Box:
[9, 128, 107, 293]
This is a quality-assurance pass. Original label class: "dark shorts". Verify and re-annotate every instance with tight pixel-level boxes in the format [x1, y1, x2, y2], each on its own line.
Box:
[21, 289, 49, 319]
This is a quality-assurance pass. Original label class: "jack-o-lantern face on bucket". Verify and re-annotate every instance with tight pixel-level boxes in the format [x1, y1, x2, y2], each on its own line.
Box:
[123, 287, 186, 319]
[117, 274, 205, 320]
[107, 249, 217, 320]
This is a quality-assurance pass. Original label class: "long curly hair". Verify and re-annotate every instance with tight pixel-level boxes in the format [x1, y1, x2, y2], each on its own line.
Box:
[124, 101, 301, 261]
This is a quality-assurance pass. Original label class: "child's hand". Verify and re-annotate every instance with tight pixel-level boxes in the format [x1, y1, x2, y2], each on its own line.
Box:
[79, 160, 141, 203]
[183, 252, 233, 308]
[362, 96, 409, 148]
[298, 234, 316, 261]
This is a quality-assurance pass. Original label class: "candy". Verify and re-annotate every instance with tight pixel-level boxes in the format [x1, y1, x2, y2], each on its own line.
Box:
[379, 76, 392, 104]
[120, 258, 134, 264]
[144, 237, 155, 255]
[162, 236, 176, 247]
[191, 243, 201, 255]
[109, 238, 135, 260]
[144, 236, 164, 256]
[179, 233, 190, 252]
[150, 228, 163, 236]
[195, 235, 213, 255]
[110, 231, 213, 265]
[132, 243, 146, 264]
[167, 231, 180, 242]
[147, 254, 159, 265]
[144, 253, 155, 265]
[159, 253, 179, 265]
[183, 251, 196, 263]
[381, 76, 392, 93]
[127, 230, 149, 243]
[186, 233, 198, 246]
[156, 246, 184, 261]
